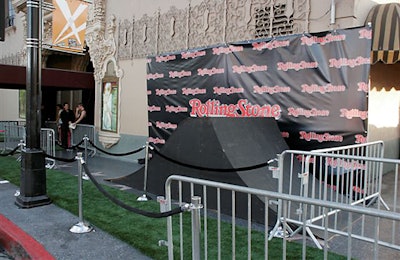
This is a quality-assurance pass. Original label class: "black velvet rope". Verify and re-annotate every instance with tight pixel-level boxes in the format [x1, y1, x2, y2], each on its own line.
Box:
[150, 145, 270, 172]
[88, 139, 145, 156]
[0, 145, 76, 163]
[71, 139, 85, 150]
[55, 139, 85, 150]
[82, 163, 184, 218]
[0, 145, 20, 157]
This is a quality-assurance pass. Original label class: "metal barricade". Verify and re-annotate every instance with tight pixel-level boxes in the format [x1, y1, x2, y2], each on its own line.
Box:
[164, 174, 400, 260]
[270, 141, 397, 250]
[4, 124, 25, 151]
[3, 124, 56, 169]
[1, 121, 16, 151]
[71, 124, 96, 156]
[40, 128, 56, 169]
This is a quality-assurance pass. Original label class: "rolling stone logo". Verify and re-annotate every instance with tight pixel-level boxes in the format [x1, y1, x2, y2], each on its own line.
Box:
[355, 134, 367, 144]
[212, 45, 243, 55]
[340, 109, 368, 120]
[165, 105, 188, 113]
[325, 157, 366, 170]
[357, 82, 369, 93]
[288, 107, 330, 118]
[148, 137, 165, 144]
[214, 86, 244, 95]
[329, 57, 370, 68]
[156, 121, 177, 130]
[189, 98, 281, 119]
[252, 40, 290, 51]
[299, 131, 343, 143]
[301, 33, 346, 46]
[181, 50, 206, 59]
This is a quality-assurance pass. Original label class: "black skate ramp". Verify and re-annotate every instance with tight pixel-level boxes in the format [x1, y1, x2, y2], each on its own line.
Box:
[108, 117, 306, 226]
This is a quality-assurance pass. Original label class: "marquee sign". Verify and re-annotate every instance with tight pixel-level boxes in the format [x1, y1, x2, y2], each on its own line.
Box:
[147, 26, 372, 151]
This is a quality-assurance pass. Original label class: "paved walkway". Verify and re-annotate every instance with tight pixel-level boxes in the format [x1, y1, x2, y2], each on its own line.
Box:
[0, 151, 153, 260]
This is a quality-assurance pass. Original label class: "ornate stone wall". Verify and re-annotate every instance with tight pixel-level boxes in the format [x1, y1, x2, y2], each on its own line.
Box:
[109, 0, 309, 60]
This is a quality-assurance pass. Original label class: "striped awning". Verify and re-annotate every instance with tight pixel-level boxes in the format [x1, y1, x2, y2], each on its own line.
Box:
[365, 3, 400, 64]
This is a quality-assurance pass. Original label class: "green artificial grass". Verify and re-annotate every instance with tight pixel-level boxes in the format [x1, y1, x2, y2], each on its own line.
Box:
[0, 155, 346, 259]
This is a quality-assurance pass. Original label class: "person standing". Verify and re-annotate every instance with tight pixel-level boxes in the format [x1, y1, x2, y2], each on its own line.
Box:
[59, 102, 75, 149]
[56, 104, 63, 144]
[74, 103, 87, 125]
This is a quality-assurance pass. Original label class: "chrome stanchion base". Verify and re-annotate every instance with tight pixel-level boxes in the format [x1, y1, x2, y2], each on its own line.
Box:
[137, 194, 148, 201]
[69, 221, 94, 234]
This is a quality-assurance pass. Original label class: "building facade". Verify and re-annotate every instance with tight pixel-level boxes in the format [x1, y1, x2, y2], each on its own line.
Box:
[0, 0, 399, 160]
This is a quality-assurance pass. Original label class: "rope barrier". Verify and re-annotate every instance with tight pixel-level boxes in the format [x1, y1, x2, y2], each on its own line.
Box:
[0, 145, 76, 163]
[150, 145, 271, 172]
[82, 163, 185, 218]
[88, 140, 145, 156]
[0, 145, 20, 157]
[55, 139, 85, 150]
[2, 137, 272, 173]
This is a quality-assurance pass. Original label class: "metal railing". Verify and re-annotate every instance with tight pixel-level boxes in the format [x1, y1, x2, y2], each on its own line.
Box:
[3, 124, 25, 151]
[164, 173, 400, 260]
[1, 121, 25, 151]
[2, 124, 56, 169]
[269, 141, 400, 250]
[40, 128, 56, 169]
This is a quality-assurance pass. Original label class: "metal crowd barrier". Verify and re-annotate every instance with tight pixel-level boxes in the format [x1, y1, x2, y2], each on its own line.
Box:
[2, 125, 56, 169]
[71, 124, 96, 156]
[4, 125, 25, 151]
[1, 121, 26, 152]
[164, 173, 400, 260]
[270, 141, 399, 250]
[40, 128, 56, 169]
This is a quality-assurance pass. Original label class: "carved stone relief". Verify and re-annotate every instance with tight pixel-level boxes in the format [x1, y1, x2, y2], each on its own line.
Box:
[115, 0, 308, 60]
[292, 0, 309, 33]
[188, 0, 225, 48]
[117, 18, 134, 60]
[85, 1, 123, 148]
[225, 0, 254, 42]
[157, 6, 188, 54]
[133, 14, 157, 58]
[86, 6, 117, 82]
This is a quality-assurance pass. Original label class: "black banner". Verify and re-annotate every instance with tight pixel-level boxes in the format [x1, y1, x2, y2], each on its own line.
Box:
[147, 26, 371, 151]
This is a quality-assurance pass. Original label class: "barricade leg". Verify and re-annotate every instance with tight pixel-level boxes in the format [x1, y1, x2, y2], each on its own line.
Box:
[191, 196, 202, 260]
[137, 142, 150, 201]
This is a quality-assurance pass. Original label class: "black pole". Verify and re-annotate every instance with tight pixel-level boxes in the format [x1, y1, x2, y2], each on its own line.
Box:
[15, 0, 51, 208]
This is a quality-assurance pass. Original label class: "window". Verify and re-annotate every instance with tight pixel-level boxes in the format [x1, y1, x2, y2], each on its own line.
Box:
[255, 3, 293, 38]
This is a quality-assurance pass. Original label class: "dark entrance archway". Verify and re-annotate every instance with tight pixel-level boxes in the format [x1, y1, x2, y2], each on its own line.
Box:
[0, 64, 95, 124]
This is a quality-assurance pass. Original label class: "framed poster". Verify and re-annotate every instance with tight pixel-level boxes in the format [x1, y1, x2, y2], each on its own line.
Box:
[19, 90, 26, 119]
[101, 78, 118, 132]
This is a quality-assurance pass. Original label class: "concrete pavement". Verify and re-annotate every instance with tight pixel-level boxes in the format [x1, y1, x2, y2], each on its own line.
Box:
[0, 151, 153, 260]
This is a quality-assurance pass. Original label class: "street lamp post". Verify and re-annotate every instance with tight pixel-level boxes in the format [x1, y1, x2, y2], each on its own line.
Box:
[15, 0, 51, 208]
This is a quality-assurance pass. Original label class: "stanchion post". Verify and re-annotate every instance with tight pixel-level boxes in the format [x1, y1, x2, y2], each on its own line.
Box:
[70, 152, 93, 233]
[83, 135, 88, 163]
[137, 142, 150, 201]
[82, 135, 89, 180]
[191, 196, 202, 260]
